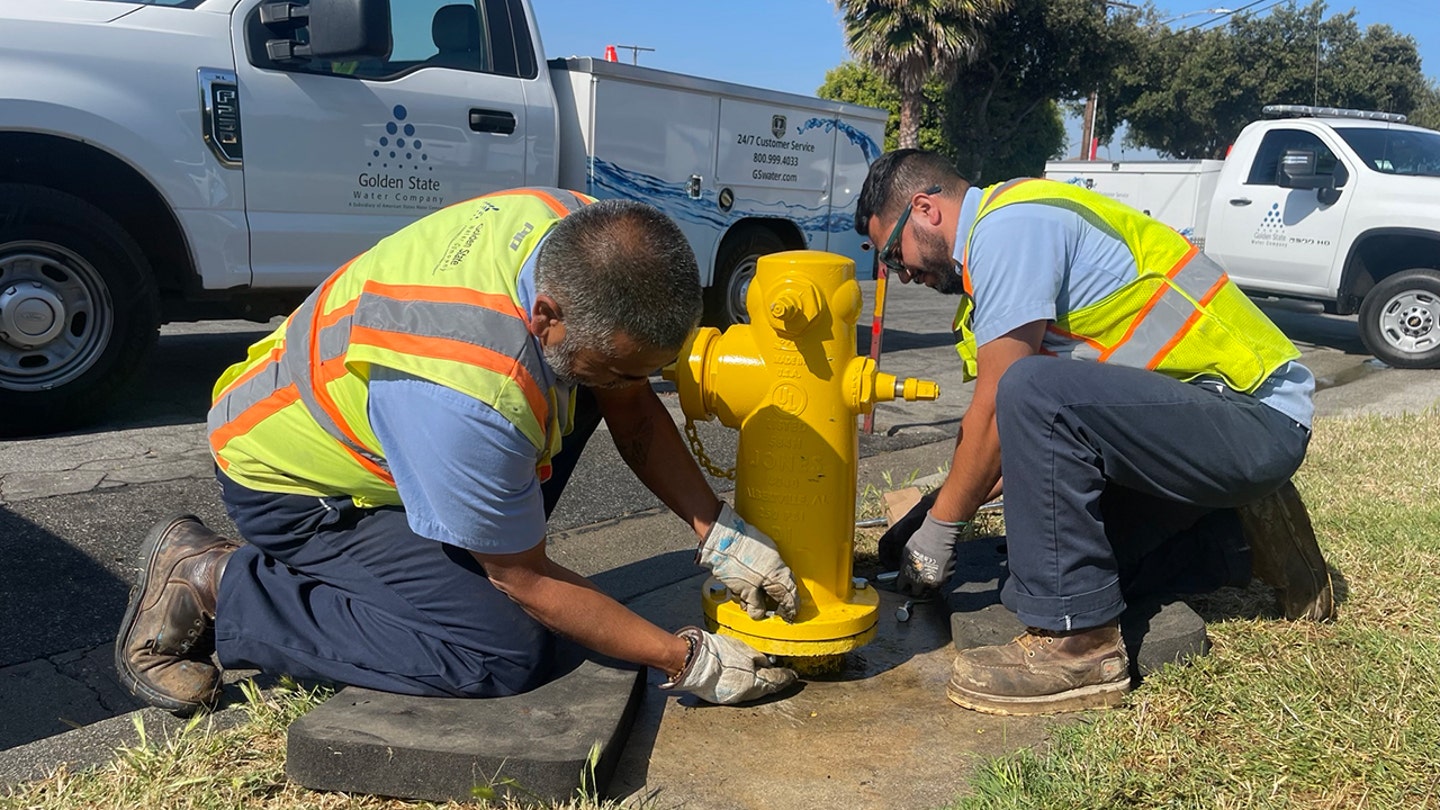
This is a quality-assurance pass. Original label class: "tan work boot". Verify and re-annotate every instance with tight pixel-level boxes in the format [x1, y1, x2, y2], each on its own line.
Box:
[947, 623, 1131, 716]
[115, 515, 239, 714]
[1236, 480, 1335, 622]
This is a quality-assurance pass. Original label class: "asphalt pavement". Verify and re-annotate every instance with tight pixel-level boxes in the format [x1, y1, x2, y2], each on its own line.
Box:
[1, 278, 1438, 802]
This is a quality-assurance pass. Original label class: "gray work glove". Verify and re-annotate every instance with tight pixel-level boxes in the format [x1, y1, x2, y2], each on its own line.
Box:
[878, 490, 938, 571]
[661, 627, 797, 704]
[897, 512, 968, 597]
[697, 503, 799, 621]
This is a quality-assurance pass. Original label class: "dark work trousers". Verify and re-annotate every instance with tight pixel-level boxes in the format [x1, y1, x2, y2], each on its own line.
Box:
[213, 388, 604, 697]
[994, 356, 1310, 632]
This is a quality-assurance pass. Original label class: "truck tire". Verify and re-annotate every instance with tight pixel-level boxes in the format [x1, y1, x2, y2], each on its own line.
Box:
[704, 227, 786, 327]
[0, 184, 160, 435]
[1357, 268, 1440, 369]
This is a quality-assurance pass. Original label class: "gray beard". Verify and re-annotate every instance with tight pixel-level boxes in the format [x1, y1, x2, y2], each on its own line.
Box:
[542, 338, 583, 387]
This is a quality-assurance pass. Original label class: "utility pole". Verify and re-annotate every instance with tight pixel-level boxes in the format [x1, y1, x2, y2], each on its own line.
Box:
[613, 45, 655, 66]
[1078, 0, 1139, 159]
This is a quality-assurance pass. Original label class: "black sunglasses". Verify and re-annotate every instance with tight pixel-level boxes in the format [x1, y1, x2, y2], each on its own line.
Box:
[878, 185, 942, 274]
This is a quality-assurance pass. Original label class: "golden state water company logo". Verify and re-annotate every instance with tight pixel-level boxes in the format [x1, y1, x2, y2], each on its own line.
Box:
[1252, 202, 1288, 247]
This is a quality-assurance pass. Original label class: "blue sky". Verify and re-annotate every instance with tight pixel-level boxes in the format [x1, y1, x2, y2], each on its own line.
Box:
[530, 1, 1439, 158]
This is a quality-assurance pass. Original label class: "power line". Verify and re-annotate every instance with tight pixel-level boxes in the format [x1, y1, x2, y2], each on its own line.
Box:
[1172, 0, 1285, 35]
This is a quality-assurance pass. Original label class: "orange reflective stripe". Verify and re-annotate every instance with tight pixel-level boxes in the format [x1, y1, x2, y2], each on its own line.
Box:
[486, 188, 571, 217]
[1198, 271, 1228, 305]
[348, 325, 551, 427]
[361, 281, 527, 320]
[1141, 269, 1231, 369]
[1165, 243, 1200, 280]
[1145, 307, 1206, 370]
[303, 274, 378, 465]
[1100, 281, 1172, 362]
[1046, 323, 1106, 353]
[212, 344, 285, 404]
[210, 384, 301, 457]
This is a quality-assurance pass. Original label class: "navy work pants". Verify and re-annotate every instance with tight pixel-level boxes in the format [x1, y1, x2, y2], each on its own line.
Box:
[213, 389, 603, 697]
[993, 357, 1309, 632]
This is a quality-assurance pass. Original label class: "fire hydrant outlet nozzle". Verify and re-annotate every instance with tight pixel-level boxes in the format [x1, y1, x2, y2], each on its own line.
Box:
[670, 250, 939, 661]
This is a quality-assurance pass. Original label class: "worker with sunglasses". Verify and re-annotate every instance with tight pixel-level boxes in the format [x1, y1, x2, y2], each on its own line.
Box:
[855, 149, 1334, 716]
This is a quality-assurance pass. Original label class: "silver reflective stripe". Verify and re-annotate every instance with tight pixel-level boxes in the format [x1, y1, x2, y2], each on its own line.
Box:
[1103, 255, 1227, 369]
[501, 187, 588, 214]
[348, 294, 545, 388]
[1104, 285, 1194, 368]
[1171, 252, 1226, 298]
[278, 296, 392, 472]
[207, 351, 293, 437]
[1071, 343, 1102, 362]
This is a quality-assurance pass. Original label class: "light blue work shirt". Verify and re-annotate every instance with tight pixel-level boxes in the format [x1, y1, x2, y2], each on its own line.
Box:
[951, 185, 1315, 428]
[367, 242, 564, 554]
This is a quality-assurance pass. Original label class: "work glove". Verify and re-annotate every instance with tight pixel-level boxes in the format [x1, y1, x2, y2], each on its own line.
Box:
[697, 503, 799, 621]
[661, 627, 797, 705]
[877, 490, 938, 571]
[896, 512, 968, 598]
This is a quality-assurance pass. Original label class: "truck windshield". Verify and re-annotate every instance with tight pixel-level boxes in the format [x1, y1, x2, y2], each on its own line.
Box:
[1336, 127, 1440, 177]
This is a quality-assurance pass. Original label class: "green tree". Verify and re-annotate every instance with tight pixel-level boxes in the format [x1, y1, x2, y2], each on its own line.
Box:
[834, 0, 1013, 150]
[816, 61, 946, 153]
[1116, 2, 1433, 158]
[944, 0, 1138, 182]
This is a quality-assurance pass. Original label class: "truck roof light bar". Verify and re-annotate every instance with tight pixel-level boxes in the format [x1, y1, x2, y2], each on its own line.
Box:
[1261, 104, 1408, 124]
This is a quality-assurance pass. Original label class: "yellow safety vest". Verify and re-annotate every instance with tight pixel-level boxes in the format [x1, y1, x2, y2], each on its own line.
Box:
[208, 187, 591, 506]
[952, 178, 1299, 392]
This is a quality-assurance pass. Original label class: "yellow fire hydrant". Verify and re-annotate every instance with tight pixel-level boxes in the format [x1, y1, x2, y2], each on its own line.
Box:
[666, 250, 939, 669]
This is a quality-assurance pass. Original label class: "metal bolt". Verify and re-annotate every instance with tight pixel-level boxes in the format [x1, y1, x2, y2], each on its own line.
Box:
[852, 576, 868, 590]
[706, 581, 728, 598]
[895, 600, 914, 623]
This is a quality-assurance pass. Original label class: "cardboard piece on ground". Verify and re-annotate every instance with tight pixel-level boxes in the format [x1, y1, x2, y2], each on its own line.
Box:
[883, 486, 923, 526]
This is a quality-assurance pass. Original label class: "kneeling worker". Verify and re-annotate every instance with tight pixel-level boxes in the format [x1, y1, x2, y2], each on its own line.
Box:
[117, 188, 797, 711]
[857, 151, 1334, 715]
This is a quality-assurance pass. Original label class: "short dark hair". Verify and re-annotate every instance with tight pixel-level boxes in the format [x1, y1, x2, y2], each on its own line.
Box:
[536, 199, 702, 354]
[855, 149, 968, 236]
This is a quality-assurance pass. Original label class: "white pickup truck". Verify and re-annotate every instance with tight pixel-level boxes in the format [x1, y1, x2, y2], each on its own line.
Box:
[0, 0, 885, 434]
[1047, 105, 1440, 371]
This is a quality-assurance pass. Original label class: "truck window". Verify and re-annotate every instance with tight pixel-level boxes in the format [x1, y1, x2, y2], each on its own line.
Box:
[1245, 129, 1349, 187]
[1334, 127, 1440, 177]
[246, 0, 536, 80]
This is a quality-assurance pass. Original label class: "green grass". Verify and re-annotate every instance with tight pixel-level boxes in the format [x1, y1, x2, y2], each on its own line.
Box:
[952, 411, 1440, 810]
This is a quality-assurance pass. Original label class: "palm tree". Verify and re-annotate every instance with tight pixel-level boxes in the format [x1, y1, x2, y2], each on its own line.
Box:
[835, 0, 1014, 149]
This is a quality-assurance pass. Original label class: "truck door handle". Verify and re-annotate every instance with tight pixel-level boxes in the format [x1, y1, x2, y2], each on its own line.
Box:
[469, 109, 516, 135]
[1229, 197, 1252, 206]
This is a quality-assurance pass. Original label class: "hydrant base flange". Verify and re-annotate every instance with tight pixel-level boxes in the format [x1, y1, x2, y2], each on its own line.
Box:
[702, 578, 879, 657]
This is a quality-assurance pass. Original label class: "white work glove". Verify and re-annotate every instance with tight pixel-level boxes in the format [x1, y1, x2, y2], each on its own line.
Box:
[696, 503, 799, 621]
[897, 513, 967, 597]
[661, 627, 797, 705]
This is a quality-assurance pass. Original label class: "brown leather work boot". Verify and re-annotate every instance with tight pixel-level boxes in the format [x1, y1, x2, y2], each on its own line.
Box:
[1236, 480, 1335, 622]
[115, 515, 239, 714]
[947, 623, 1131, 716]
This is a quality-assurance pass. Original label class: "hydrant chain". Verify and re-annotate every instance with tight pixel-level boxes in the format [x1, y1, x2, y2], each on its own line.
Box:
[685, 418, 736, 480]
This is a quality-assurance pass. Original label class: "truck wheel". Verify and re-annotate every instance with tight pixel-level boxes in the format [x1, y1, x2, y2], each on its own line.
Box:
[1358, 268, 1440, 369]
[0, 184, 160, 436]
[705, 227, 786, 327]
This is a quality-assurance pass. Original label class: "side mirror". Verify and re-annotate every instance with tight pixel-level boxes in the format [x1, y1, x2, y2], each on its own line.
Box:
[1278, 149, 1324, 189]
[261, 0, 391, 61]
[1278, 148, 1343, 206]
